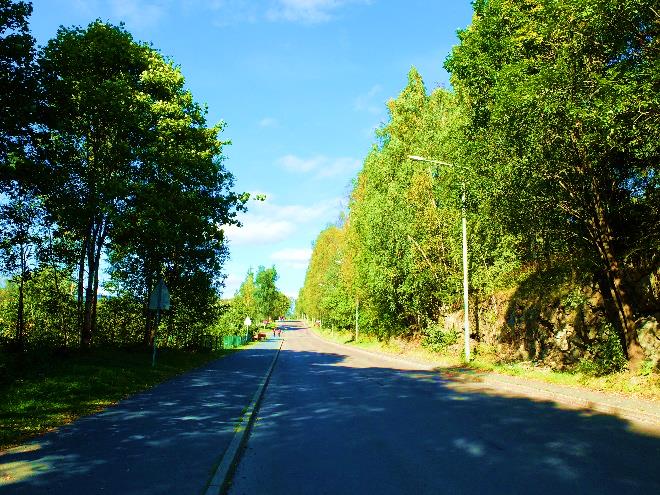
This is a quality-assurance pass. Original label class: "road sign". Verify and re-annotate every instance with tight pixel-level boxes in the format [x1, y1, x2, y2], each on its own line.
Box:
[244, 317, 252, 327]
[149, 279, 170, 311]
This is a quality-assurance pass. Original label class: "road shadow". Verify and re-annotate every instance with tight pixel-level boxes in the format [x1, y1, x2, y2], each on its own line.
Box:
[2, 336, 659, 494]
[0, 343, 279, 494]
[235, 346, 660, 495]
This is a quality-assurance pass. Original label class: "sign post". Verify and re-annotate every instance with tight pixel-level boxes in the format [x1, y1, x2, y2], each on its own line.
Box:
[244, 316, 252, 342]
[149, 278, 170, 367]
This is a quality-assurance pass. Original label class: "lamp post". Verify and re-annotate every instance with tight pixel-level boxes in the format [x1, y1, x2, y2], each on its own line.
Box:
[408, 155, 470, 362]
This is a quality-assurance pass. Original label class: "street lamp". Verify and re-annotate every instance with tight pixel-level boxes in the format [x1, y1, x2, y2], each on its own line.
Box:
[408, 155, 471, 363]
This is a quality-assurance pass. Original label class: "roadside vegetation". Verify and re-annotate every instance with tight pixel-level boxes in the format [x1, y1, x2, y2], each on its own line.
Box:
[216, 266, 292, 335]
[0, 345, 249, 450]
[297, 0, 660, 382]
[0, 1, 294, 449]
[310, 325, 660, 401]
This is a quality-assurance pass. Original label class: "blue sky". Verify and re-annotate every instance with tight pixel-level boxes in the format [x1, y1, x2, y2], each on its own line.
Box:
[29, 0, 475, 298]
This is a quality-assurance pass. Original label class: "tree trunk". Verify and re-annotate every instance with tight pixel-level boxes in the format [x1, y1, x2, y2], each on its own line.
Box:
[15, 242, 29, 349]
[77, 239, 86, 345]
[17, 274, 25, 349]
[90, 222, 106, 339]
[592, 188, 644, 369]
[81, 221, 100, 348]
[144, 268, 154, 346]
[82, 265, 94, 348]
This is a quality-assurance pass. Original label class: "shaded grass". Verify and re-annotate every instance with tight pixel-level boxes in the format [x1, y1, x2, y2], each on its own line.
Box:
[469, 358, 660, 400]
[311, 325, 660, 400]
[0, 345, 245, 450]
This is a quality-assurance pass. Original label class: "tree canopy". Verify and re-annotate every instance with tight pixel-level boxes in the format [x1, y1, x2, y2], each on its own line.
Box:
[298, 0, 660, 370]
[0, 7, 247, 350]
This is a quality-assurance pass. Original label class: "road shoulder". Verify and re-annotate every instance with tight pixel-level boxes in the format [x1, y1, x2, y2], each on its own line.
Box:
[307, 325, 660, 430]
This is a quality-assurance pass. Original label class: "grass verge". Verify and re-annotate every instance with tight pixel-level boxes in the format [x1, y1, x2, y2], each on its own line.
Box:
[311, 324, 660, 401]
[0, 345, 245, 450]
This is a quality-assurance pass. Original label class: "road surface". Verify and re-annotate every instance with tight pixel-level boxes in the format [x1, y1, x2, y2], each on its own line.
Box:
[228, 322, 660, 494]
[0, 339, 280, 494]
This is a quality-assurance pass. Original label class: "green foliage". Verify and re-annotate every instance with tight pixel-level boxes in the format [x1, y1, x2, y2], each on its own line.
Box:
[577, 323, 627, 376]
[254, 266, 280, 320]
[0, 15, 246, 352]
[562, 288, 589, 311]
[421, 323, 459, 353]
[95, 295, 144, 347]
[216, 268, 290, 337]
[297, 224, 355, 330]
[0, 346, 233, 449]
[446, 0, 659, 359]
[0, 0, 35, 171]
[299, 0, 659, 367]
[0, 268, 77, 348]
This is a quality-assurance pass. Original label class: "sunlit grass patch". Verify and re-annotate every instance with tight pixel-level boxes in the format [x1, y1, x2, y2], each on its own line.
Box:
[0, 347, 234, 450]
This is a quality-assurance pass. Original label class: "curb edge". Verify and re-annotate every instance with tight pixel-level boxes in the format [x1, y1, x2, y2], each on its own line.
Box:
[307, 325, 660, 427]
[203, 339, 283, 495]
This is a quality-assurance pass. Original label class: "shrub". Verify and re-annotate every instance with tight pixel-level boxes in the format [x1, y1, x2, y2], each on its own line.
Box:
[577, 323, 627, 376]
[422, 323, 459, 353]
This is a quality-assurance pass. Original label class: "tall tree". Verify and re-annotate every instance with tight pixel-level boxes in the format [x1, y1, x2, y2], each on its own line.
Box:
[107, 50, 245, 346]
[345, 69, 466, 337]
[254, 266, 279, 321]
[0, 0, 35, 181]
[0, 184, 44, 346]
[37, 21, 163, 346]
[446, 0, 660, 366]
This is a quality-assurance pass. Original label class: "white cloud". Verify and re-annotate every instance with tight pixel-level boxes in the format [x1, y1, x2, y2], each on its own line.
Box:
[223, 219, 295, 246]
[270, 247, 312, 270]
[258, 117, 279, 128]
[221, 272, 244, 297]
[204, 0, 371, 25]
[222, 195, 342, 246]
[277, 154, 361, 178]
[266, 0, 368, 24]
[354, 84, 383, 115]
[109, 0, 166, 29]
[316, 157, 361, 178]
[278, 154, 324, 173]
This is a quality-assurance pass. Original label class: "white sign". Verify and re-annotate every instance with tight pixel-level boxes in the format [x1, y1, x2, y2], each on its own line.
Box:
[244, 317, 252, 327]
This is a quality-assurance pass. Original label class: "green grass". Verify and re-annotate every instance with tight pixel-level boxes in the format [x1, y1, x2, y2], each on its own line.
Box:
[311, 325, 660, 400]
[0, 345, 244, 450]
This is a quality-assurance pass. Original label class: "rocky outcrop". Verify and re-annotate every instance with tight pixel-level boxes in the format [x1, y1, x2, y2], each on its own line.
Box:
[440, 266, 660, 369]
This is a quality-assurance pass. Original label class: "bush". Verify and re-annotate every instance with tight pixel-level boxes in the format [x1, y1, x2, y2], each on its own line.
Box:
[577, 323, 627, 376]
[422, 323, 459, 353]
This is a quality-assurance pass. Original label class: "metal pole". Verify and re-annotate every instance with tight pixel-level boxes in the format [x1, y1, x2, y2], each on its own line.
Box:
[152, 308, 159, 367]
[461, 185, 470, 362]
[408, 155, 470, 361]
[355, 298, 359, 341]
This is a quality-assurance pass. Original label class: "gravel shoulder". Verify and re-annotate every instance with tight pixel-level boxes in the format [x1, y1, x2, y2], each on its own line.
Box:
[308, 325, 660, 431]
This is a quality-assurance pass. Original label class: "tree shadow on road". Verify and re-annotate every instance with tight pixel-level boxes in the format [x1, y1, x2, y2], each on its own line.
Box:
[235, 347, 660, 495]
[0, 345, 280, 494]
[1, 341, 659, 495]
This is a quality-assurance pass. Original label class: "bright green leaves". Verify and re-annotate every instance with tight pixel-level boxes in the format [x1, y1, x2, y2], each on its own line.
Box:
[0, 18, 245, 348]
[301, 0, 658, 363]
[219, 267, 290, 334]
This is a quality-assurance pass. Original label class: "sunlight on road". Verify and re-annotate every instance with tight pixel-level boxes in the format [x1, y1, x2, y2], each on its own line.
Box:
[0, 443, 46, 486]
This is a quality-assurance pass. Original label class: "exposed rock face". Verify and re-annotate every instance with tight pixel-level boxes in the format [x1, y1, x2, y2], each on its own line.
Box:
[440, 267, 660, 369]
[638, 318, 660, 367]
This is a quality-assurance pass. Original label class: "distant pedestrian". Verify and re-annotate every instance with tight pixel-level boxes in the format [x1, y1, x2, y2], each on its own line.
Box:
[277, 328, 282, 337]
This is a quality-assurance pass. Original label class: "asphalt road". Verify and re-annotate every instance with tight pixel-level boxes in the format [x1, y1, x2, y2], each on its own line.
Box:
[0, 339, 280, 495]
[228, 322, 660, 495]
